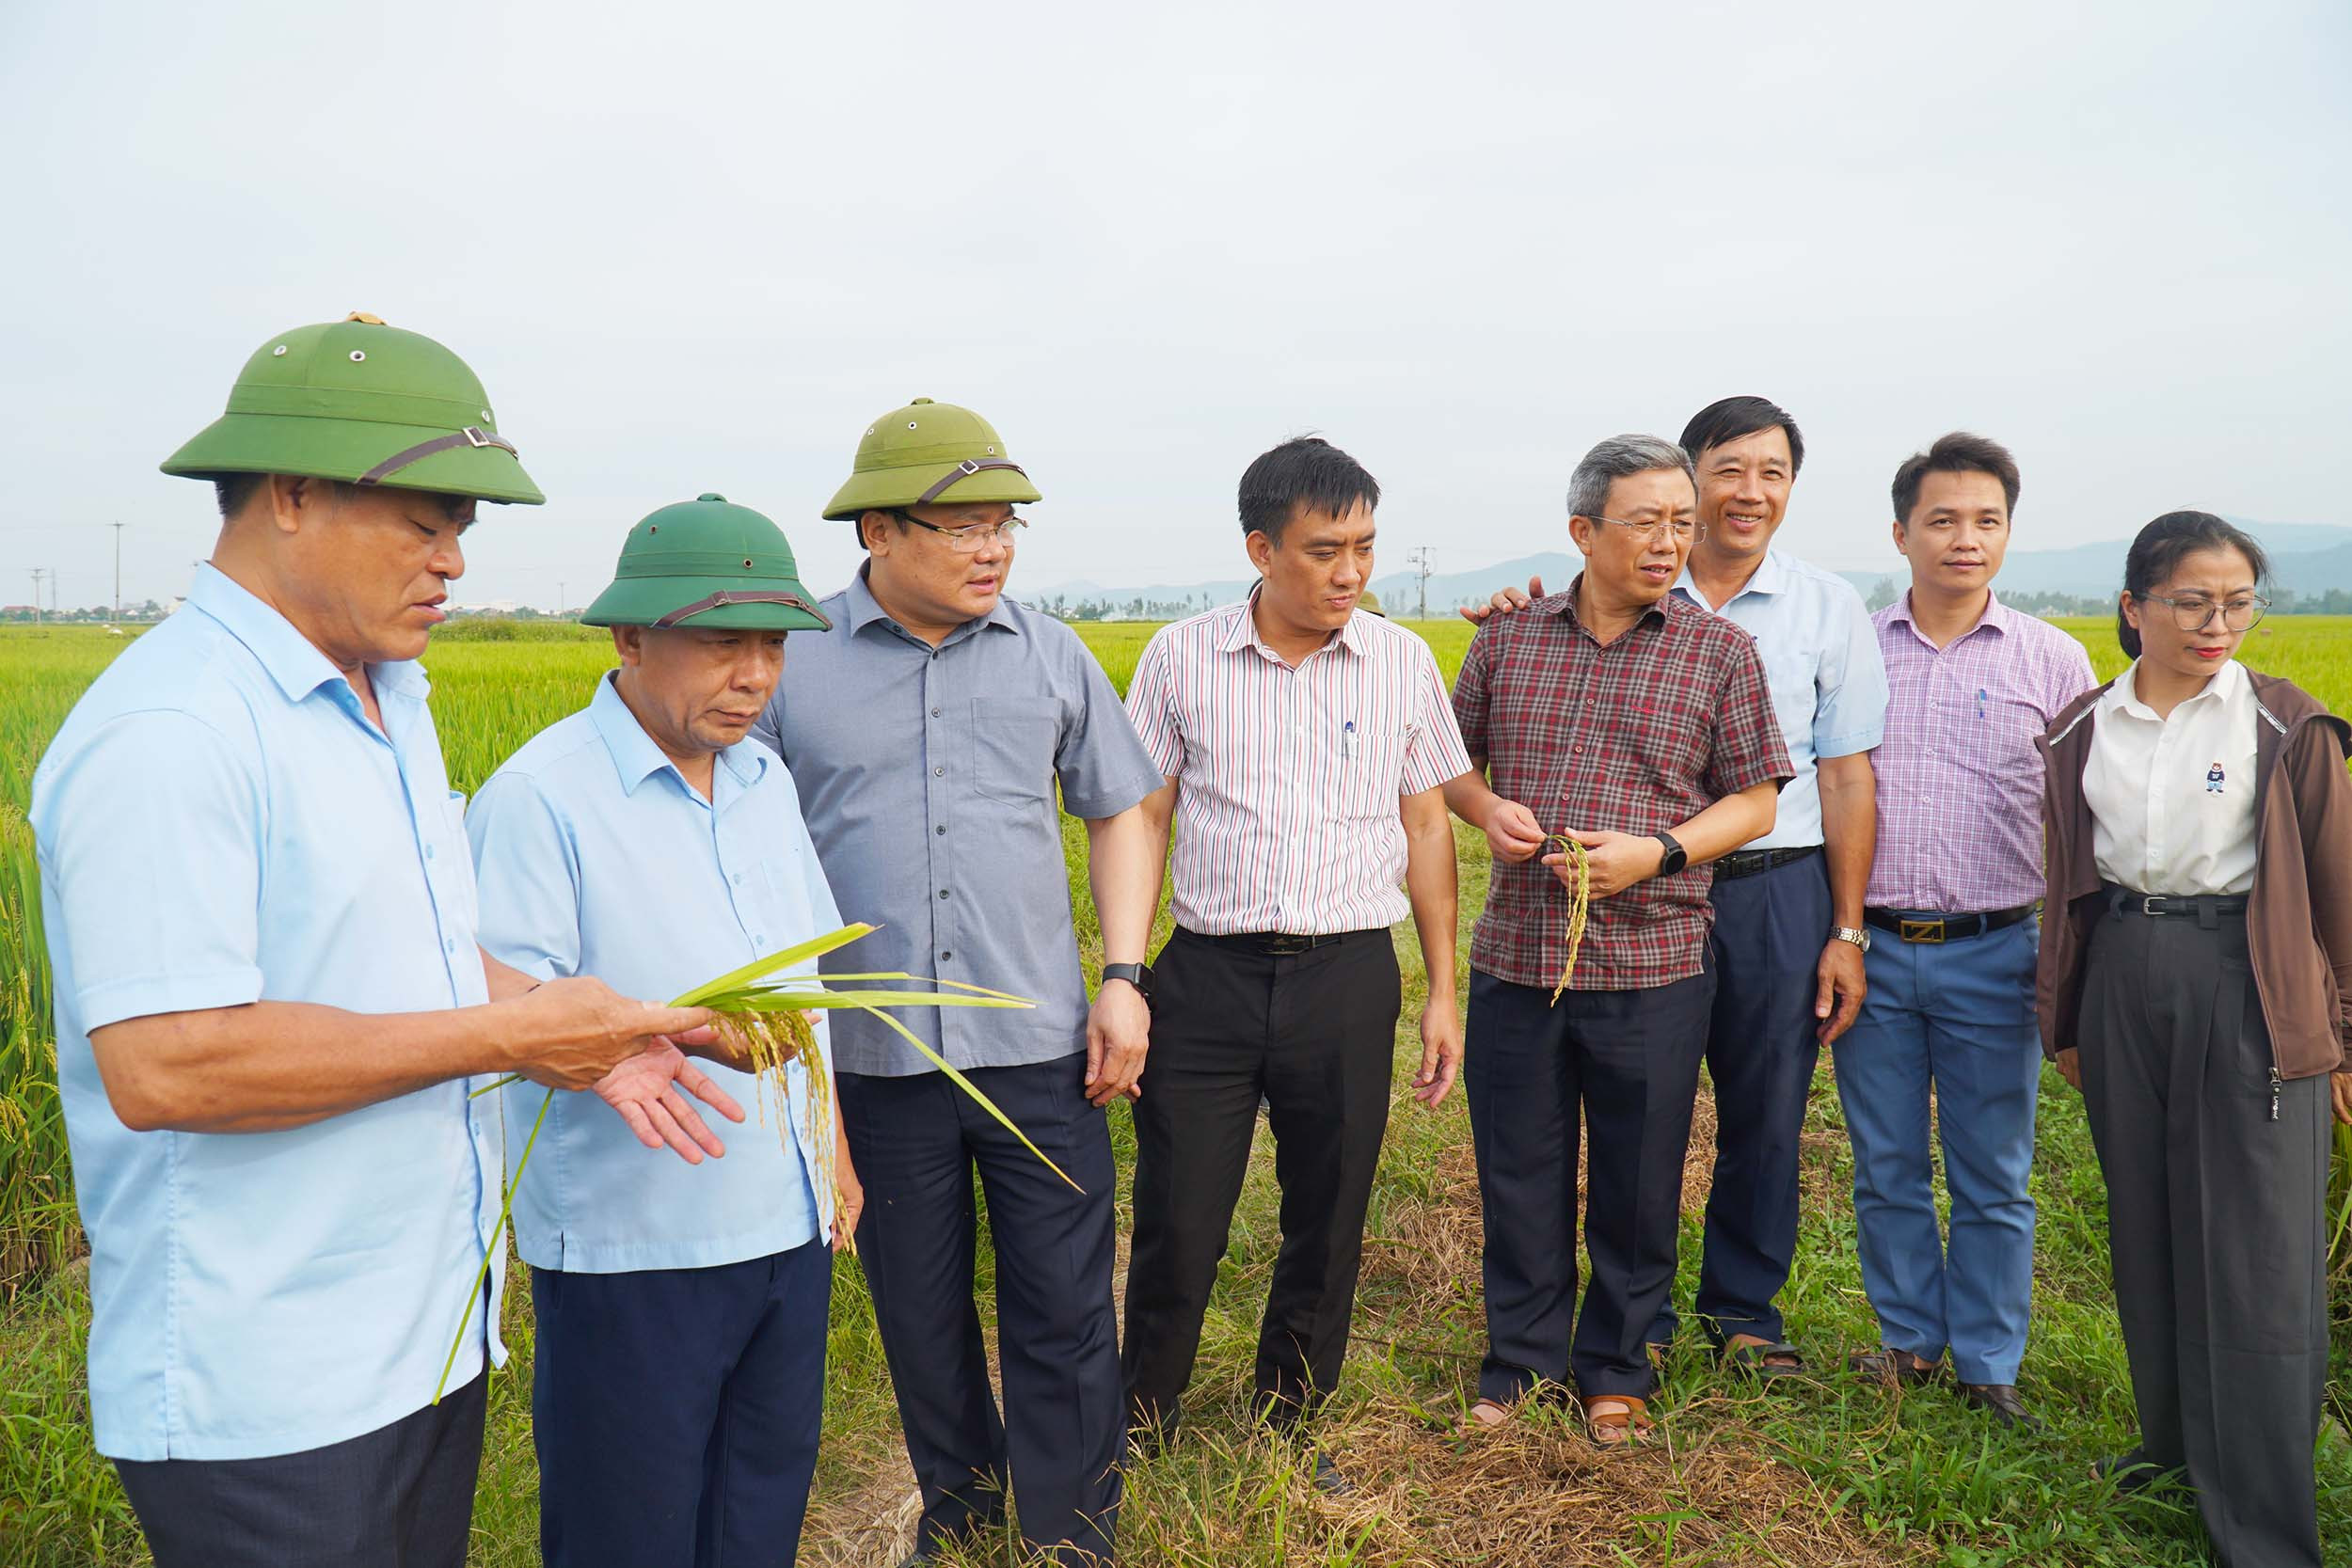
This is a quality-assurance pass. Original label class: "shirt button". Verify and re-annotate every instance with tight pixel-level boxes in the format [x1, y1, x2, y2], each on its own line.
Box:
[941, 950, 952, 960]
[934, 766, 946, 777]
[936, 825, 946, 835]
[931, 707, 942, 717]
[939, 889, 951, 899]
[732, 871, 743, 885]
[426, 843, 436, 860]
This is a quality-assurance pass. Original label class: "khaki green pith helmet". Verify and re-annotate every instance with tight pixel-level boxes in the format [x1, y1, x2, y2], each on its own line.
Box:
[821, 397, 1041, 521]
[581, 494, 832, 632]
[160, 312, 544, 504]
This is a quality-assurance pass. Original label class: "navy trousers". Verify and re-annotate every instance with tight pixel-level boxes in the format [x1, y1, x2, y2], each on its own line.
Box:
[839, 1053, 1122, 1564]
[1466, 965, 1713, 1402]
[1653, 850, 1830, 1347]
[532, 1241, 832, 1568]
[115, 1374, 485, 1568]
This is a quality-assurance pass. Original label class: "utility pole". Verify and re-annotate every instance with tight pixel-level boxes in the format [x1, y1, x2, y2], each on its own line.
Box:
[111, 521, 124, 624]
[557, 580, 566, 615]
[29, 567, 44, 627]
[1407, 546, 1435, 621]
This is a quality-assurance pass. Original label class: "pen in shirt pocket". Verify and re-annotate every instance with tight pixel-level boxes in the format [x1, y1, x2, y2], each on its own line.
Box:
[1343, 719, 1358, 759]
[1975, 688, 1988, 720]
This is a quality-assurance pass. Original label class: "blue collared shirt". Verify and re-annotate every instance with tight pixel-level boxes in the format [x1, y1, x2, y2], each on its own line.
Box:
[29, 563, 504, 1463]
[1672, 548, 1888, 848]
[753, 567, 1166, 1076]
[467, 673, 836, 1271]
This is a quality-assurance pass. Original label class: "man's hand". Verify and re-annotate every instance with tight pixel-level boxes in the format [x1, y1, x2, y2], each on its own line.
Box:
[594, 1043, 745, 1164]
[1546, 829, 1665, 898]
[1085, 976, 1152, 1107]
[831, 1135, 865, 1249]
[1816, 939, 1867, 1045]
[2332, 1070, 2352, 1126]
[1413, 992, 1463, 1106]
[507, 977, 716, 1092]
[2055, 1047, 2082, 1092]
[1482, 797, 1549, 864]
[1457, 576, 1544, 625]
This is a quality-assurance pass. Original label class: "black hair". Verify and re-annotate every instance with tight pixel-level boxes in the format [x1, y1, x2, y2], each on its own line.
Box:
[215, 473, 267, 519]
[1890, 432, 2021, 523]
[1678, 395, 1804, 474]
[1238, 436, 1379, 545]
[2117, 510, 2268, 658]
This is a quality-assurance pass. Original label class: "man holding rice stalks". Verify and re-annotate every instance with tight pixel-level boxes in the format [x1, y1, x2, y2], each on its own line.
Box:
[1119, 436, 1472, 1492]
[753, 401, 1168, 1565]
[1441, 435, 1791, 1449]
[28, 317, 719, 1567]
[466, 494, 858, 1565]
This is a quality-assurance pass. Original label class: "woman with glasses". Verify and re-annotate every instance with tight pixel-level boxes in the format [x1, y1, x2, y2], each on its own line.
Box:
[2037, 511, 2352, 1568]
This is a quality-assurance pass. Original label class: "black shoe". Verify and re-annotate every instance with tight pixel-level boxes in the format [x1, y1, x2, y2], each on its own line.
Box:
[1311, 1451, 1353, 1496]
[1956, 1381, 2042, 1431]
[1847, 1346, 1943, 1387]
[2094, 1449, 2180, 1495]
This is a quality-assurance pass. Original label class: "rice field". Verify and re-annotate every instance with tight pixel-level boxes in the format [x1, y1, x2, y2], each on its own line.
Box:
[7, 611, 2352, 1566]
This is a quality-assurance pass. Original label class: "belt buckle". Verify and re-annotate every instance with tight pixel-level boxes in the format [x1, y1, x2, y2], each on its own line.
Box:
[1899, 918, 1946, 944]
[1262, 933, 1312, 956]
[2140, 895, 2165, 917]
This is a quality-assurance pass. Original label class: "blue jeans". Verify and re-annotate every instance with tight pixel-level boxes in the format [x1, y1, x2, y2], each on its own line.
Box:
[1833, 916, 2042, 1385]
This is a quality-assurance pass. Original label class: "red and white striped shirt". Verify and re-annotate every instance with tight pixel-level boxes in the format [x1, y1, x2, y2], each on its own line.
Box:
[1125, 594, 1474, 936]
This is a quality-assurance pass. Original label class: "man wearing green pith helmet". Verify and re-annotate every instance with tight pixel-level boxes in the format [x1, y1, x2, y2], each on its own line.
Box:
[469, 494, 861, 1567]
[29, 314, 721, 1567]
[754, 400, 1168, 1564]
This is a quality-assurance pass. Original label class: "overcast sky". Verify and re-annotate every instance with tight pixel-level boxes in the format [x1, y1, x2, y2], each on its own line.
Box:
[3, 0, 2345, 612]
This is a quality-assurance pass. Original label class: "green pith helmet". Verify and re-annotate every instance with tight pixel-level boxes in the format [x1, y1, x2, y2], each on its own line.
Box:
[821, 397, 1041, 521]
[1358, 589, 1385, 616]
[160, 312, 544, 505]
[581, 494, 832, 632]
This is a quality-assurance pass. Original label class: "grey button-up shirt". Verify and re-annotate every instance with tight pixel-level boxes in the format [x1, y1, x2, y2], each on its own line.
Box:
[754, 566, 1165, 1076]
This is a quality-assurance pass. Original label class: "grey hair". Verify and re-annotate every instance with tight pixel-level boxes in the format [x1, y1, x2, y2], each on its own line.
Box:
[1565, 434, 1696, 519]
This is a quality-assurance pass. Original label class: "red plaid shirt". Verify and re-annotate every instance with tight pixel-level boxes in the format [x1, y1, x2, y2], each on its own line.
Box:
[1453, 579, 1791, 991]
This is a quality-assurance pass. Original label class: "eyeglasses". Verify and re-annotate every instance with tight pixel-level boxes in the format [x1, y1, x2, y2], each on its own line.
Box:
[1590, 514, 1705, 546]
[2137, 591, 2269, 633]
[892, 511, 1027, 553]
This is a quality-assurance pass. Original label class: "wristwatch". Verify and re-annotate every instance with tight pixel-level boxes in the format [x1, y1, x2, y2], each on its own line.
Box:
[1652, 832, 1688, 877]
[1101, 962, 1153, 1006]
[1831, 926, 1872, 953]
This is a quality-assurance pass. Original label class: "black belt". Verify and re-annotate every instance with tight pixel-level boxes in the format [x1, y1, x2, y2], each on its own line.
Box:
[2103, 886, 2248, 922]
[1177, 927, 1383, 957]
[1865, 905, 2037, 944]
[1713, 845, 1821, 882]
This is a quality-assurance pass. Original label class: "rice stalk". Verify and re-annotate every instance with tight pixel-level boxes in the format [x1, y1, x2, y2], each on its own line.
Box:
[436, 924, 1047, 1401]
[1543, 834, 1591, 1006]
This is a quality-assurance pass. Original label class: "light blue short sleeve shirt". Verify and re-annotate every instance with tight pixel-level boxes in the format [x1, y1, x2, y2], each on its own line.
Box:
[467, 673, 835, 1271]
[29, 564, 505, 1463]
[1672, 548, 1889, 849]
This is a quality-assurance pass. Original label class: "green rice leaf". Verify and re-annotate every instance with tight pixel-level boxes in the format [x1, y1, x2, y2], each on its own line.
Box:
[668, 923, 879, 1007]
[857, 1006, 1082, 1193]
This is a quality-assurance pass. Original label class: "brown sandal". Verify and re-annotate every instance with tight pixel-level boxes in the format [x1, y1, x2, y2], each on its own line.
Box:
[1582, 1394, 1652, 1449]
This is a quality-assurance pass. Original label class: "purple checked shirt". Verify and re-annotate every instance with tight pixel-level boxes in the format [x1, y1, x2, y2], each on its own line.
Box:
[1867, 591, 2097, 913]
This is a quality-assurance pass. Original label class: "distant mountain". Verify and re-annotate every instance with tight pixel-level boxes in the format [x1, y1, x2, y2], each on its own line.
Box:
[1029, 517, 2352, 615]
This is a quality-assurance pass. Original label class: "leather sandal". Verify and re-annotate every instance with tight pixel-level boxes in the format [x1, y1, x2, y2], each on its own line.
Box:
[1719, 1335, 1807, 1380]
[1582, 1394, 1652, 1449]
[1847, 1346, 1942, 1387]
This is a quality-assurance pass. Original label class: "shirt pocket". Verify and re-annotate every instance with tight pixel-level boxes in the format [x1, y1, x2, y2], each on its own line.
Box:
[970, 697, 1061, 805]
[1337, 727, 1410, 819]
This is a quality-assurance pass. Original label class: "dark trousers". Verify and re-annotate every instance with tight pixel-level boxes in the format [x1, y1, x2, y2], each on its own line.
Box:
[1466, 964, 1713, 1402]
[114, 1374, 485, 1568]
[2080, 905, 2328, 1568]
[1652, 850, 1830, 1347]
[532, 1241, 832, 1568]
[1123, 927, 1401, 1434]
[839, 1053, 1122, 1564]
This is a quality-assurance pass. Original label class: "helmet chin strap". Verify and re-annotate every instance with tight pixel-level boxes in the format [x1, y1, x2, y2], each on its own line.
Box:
[650, 590, 833, 631]
[913, 458, 1027, 506]
[356, 426, 517, 486]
